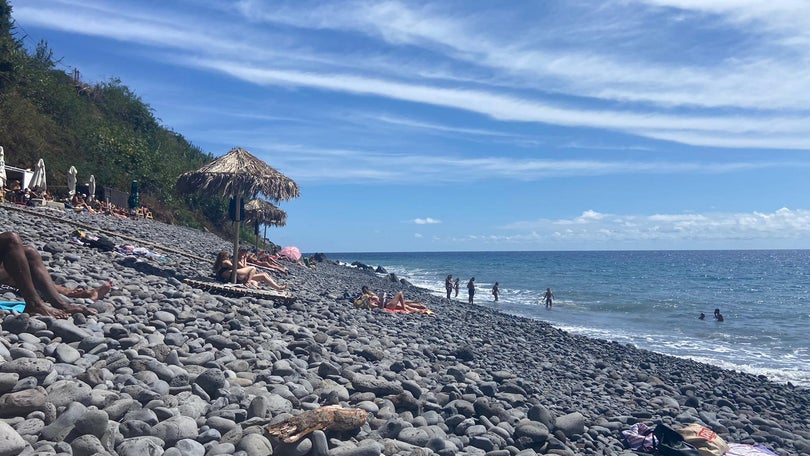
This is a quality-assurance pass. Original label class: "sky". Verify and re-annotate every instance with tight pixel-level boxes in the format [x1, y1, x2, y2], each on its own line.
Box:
[10, 0, 810, 252]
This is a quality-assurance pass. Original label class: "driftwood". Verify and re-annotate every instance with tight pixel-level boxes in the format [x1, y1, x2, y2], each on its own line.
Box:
[265, 405, 368, 443]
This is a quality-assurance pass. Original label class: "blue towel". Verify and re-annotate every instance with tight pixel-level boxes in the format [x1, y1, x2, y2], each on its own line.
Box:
[0, 301, 27, 312]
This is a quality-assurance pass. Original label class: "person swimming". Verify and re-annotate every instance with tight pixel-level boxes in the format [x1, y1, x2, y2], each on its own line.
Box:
[699, 312, 705, 320]
[714, 308, 724, 322]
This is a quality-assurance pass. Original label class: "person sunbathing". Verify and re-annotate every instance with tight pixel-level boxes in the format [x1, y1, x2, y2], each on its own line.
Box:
[354, 285, 381, 309]
[213, 250, 287, 290]
[382, 291, 431, 313]
[356, 286, 431, 314]
[70, 194, 97, 214]
[247, 250, 289, 275]
[0, 232, 101, 318]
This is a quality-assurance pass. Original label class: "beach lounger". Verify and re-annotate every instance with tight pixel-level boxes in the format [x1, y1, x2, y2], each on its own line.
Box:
[183, 278, 295, 303]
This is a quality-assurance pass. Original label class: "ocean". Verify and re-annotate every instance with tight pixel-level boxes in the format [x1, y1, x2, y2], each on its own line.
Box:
[326, 250, 810, 388]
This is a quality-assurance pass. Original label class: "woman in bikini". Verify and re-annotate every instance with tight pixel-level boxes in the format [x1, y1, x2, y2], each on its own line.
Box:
[213, 251, 287, 290]
[357, 286, 431, 314]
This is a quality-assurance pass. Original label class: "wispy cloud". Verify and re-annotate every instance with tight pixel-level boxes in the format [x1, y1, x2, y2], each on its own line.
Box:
[373, 115, 522, 138]
[413, 217, 442, 225]
[234, 0, 810, 111]
[231, 142, 810, 183]
[184, 58, 810, 149]
[16, 0, 810, 149]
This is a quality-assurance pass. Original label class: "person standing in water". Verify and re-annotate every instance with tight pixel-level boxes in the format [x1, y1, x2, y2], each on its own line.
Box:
[467, 277, 476, 304]
[453, 278, 460, 297]
[544, 287, 555, 310]
[445, 275, 453, 300]
[492, 282, 500, 302]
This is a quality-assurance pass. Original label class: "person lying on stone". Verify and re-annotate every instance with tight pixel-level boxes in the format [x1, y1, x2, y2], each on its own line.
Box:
[356, 286, 431, 313]
[70, 193, 97, 214]
[213, 250, 287, 290]
[0, 232, 102, 318]
[247, 250, 289, 275]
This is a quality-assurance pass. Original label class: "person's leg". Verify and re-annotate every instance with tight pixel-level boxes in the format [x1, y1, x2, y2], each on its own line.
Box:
[252, 272, 287, 290]
[60, 281, 112, 301]
[0, 233, 68, 318]
[386, 292, 405, 310]
[403, 299, 427, 310]
[236, 266, 255, 284]
[20, 245, 98, 315]
[21, 245, 97, 315]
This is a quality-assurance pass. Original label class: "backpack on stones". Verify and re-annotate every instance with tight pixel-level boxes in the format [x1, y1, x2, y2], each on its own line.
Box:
[653, 423, 701, 456]
[86, 236, 116, 252]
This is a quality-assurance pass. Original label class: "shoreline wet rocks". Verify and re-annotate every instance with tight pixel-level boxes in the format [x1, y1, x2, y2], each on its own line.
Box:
[1, 205, 809, 455]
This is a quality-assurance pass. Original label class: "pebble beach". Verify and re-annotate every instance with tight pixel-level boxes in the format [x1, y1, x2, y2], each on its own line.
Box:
[1, 205, 808, 456]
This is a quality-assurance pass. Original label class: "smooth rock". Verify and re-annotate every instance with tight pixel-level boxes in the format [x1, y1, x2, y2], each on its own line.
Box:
[555, 412, 585, 437]
[117, 437, 166, 456]
[54, 344, 82, 364]
[0, 387, 46, 417]
[0, 421, 27, 456]
[0, 358, 54, 380]
[152, 415, 198, 446]
[74, 408, 110, 438]
[236, 433, 274, 456]
[40, 401, 87, 441]
[194, 368, 226, 398]
[45, 379, 93, 408]
[71, 434, 109, 456]
[173, 438, 205, 456]
[0, 373, 18, 394]
[50, 319, 92, 343]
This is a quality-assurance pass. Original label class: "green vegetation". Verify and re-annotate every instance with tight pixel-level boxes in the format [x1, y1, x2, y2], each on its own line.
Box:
[0, 0, 238, 233]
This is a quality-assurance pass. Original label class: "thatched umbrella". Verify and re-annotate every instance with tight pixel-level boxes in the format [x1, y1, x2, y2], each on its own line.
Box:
[176, 147, 299, 283]
[244, 198, 288, 248]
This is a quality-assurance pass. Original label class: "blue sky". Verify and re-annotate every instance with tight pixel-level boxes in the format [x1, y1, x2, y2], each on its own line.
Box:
[11, 0, 810, 252]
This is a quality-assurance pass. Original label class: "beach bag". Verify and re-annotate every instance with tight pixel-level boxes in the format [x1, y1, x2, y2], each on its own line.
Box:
[677, 424, 729, 456]
[653, 423, 701, 456]
[86, 236, 116, 252]
[622, 422, 657, 452]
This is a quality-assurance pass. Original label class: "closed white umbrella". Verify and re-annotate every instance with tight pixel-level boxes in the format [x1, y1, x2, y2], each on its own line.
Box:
[68, 166, 77, 197]
[88, 175, 96, 201]
[28, 158, 46, 192]
[0, 146, 6, 189]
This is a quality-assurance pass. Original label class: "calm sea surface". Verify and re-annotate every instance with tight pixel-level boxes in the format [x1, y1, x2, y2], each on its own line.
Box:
[326, 250, 810, 387]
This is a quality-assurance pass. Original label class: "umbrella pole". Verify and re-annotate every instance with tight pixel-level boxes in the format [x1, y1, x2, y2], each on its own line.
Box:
[232, 196, 241, 284]
[263, 224, 267, 251]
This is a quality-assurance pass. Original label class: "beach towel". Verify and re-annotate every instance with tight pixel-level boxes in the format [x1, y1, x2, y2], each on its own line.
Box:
[725, 444, 778, 456]
[622, 422, 656, 452]
[383, 307, 434, 315]
[0, 301, 27, 312]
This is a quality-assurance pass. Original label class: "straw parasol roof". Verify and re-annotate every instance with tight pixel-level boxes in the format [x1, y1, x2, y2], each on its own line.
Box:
[176, 147, 299, 283]
[176, 147, 299, 201]
[244, 198, 287, 227]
